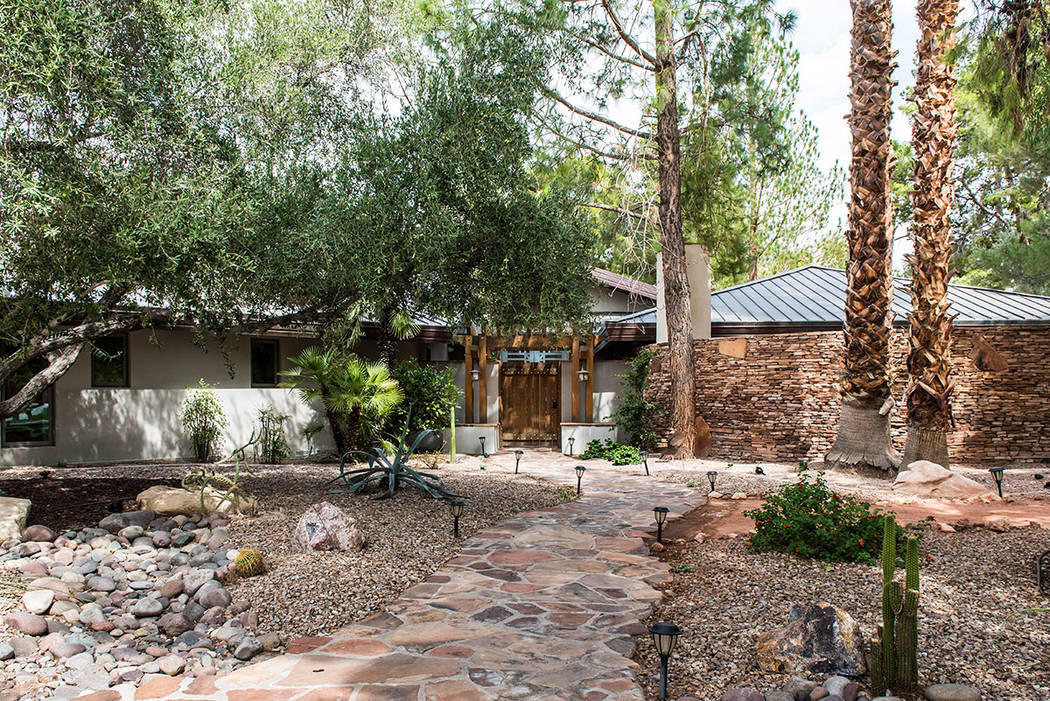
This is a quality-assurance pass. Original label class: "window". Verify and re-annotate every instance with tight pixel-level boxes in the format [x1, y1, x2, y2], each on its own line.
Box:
[91, 335, 129, 387]
[2, 359, 54, 446]
[250, 339, 279, 387]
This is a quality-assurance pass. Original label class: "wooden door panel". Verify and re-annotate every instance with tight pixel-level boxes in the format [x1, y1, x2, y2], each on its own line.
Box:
[501, 364, 560, 442]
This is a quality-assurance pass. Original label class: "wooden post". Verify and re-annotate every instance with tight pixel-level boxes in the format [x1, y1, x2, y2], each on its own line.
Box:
[464, 334, 474, 424]
[571, 336, 580, 423]
[586, 335, 596, 422]
[479, 335, 488, 424]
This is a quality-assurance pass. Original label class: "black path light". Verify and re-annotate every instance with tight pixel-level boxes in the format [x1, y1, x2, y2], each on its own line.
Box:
[653, 506, 669, 543]
[706, 470, 718, 494]
[989, 466, 1005, 498]
[575, 465, 586, 496]
[641, 450, 650, 476]
[567, 436, 575, 456]
[514, 449, 523, 474]
[479, 435, 488, 458]
[649, 621, 683, 700]
[449, 500, 464, 538]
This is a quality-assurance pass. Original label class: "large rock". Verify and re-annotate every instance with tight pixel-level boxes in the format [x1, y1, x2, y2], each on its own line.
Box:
[291, 501, 365, 552]
[136, 485, 256, 516]
[893, 461, 997, 501]
[924, 684, 981, 701]
[0, 497, 31, 541]
[755, 602, 867, 677]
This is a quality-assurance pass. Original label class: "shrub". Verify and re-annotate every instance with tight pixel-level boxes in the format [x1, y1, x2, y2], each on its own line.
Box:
[256, 407, 290, 464]
[180, 380, 227, 462]
[580, 438, 642, 466]
[745, 469, 901, 564]
[388, 359, 460, 436]
[609, 349, 661, 451]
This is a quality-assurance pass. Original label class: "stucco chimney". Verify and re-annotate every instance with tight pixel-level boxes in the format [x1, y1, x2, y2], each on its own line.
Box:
[655, 243, 712, 343]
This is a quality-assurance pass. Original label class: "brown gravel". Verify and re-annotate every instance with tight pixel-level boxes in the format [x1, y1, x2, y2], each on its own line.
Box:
[636, 526, 1050, 701]
[223, 461, 563, 640]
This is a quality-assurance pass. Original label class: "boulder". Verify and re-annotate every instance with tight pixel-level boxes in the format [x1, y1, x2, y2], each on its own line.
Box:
[0, 497, 32, 541]
[924, 684, 980, 701]
[291, 502, 365, 552]
[136, 485, 256, 516]
[755, 602, 867, 677]
[893, 461, 997, 501]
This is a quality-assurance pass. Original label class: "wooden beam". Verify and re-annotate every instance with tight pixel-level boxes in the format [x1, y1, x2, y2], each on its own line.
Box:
[585, 335, 595, 422]
[464, 334, 474, 424]
[479, 335, 488, 423]
[571, 336, 580, 423]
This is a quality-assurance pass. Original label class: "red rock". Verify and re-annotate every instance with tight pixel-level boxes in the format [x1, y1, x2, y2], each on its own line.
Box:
[290, 502, 365, 552]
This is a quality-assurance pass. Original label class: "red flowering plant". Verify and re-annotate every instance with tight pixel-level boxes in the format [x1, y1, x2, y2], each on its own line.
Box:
[744, 468, 902, 564]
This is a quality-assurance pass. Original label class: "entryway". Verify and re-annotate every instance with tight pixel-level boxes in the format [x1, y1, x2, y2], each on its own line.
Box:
[500, 363, 560, 444]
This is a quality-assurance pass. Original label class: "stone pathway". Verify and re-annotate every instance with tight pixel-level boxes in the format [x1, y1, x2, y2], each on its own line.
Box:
[78, 450, 703, 701]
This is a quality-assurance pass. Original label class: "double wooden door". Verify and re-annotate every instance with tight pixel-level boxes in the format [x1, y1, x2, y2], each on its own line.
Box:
[500, 363, 560, 443]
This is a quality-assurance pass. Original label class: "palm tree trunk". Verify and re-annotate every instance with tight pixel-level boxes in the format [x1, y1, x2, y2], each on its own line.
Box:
[826, 0, 901, 472]
[654, 0, 697, 458]
[327, 407, 349, 456]
[376, 313, 397, 369]
[904, 0, 959, 468]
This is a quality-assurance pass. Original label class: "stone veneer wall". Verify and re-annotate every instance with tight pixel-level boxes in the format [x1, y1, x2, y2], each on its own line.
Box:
[644, 326, 1050, 465]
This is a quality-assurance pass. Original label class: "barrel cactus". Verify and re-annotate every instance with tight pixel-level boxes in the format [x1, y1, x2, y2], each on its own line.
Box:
[234, 548, 266, 577]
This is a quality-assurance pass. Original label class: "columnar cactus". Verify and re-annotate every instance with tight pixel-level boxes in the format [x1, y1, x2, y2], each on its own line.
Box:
[870, 514, 920, 695]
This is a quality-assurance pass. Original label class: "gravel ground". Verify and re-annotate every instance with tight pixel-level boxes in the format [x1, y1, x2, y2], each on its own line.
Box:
[636, 526, 1050, 701]
[0, 460, 563, 645]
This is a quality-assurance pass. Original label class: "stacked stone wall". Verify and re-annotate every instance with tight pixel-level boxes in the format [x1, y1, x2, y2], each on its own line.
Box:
[645, 327, 1050, 465]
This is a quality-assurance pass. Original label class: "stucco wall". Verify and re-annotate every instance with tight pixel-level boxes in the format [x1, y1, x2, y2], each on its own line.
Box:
[645, 327, 1050, 466]
[1, 329, 332, 466]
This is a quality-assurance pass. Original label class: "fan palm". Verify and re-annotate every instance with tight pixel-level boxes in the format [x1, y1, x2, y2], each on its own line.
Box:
[826, 0, 901, 472]
[281, 347, 404, 455]
[905, 0, 959, 466]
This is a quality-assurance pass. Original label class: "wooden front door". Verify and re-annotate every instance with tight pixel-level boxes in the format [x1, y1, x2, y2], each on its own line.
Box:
[500, 363, 560, 443]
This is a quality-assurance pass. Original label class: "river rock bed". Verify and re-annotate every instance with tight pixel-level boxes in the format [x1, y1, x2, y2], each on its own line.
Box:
[0, 510, 272, 700]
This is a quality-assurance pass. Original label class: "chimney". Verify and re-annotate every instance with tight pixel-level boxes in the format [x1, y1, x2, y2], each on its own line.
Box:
[655, 243, 711, 343]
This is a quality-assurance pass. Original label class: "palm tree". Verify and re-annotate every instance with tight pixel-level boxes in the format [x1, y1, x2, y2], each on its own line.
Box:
[904, 0, 959, 466]
[826, 0, 901, 472]
[281, 348, 404, 455]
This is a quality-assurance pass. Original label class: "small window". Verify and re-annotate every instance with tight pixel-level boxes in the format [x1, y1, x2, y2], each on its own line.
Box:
[250, 339, 279, 387]
[2, 360, 54, 446]
[91, 335, 129, 387]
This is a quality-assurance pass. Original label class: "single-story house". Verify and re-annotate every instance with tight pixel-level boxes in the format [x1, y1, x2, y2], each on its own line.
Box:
[4, 251, 1049, 467]
[0, 268, 657, 466]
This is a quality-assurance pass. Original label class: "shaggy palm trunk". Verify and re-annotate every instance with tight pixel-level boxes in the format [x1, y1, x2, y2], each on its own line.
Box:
[376, 313, 397, 369]
[327, 406, 349, 456]
[826, 0, 901, 472]
[654, 0, 697, 457]
[904, 0, 959, 468]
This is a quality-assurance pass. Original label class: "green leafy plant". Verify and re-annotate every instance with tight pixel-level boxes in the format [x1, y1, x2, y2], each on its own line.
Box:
[331, 417, 461, 500]
[870, 514, 920, 696]
[745, 469, 901, 564]
[580, 439, 642, 466]
[180, 380, 227, 462]
[554, 485, 579, 502]
[281, 347, 403, 456]
[671, 564, 696, 573]
[608, 349, 661, 451]
[388, 359, 461, 437]
[303, 421, 325, 455]
[256, 407, 290, 464]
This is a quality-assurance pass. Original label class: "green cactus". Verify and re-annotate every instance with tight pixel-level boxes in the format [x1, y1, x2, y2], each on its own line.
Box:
[870, 514, 920, 696]
[234, 548, 266, 577]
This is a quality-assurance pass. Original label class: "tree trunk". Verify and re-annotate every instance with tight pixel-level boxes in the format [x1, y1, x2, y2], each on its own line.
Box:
[905, 0, 959, 467]
[827, 0, 901, 472]
[327, 406, 350, 456]
[346, 406, 363, 452]
[0, 344, 85, 419]
[654, 0, 697, 458]
[376, 313, 397, 369]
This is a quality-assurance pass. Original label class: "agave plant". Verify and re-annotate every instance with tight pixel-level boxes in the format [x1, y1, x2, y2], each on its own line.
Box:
[329, 415, 462, 500]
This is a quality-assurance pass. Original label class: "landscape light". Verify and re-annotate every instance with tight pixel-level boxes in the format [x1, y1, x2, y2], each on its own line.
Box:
[649, 621, 683, 700]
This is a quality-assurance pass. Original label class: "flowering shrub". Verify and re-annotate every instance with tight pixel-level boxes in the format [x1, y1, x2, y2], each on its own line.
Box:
[745, 469, 901, 564]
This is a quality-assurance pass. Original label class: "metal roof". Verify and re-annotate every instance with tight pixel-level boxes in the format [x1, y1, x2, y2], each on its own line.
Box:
[605, 265, 1050, 330]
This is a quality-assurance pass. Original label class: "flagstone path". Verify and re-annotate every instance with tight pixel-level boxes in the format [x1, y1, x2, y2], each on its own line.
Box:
[82, 451, 704, 701]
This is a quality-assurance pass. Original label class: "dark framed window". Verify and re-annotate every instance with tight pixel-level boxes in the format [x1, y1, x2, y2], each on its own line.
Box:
[250, 339, 279, 387]
[2, 359, 54, 446]
[91, 335, 129, 387]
